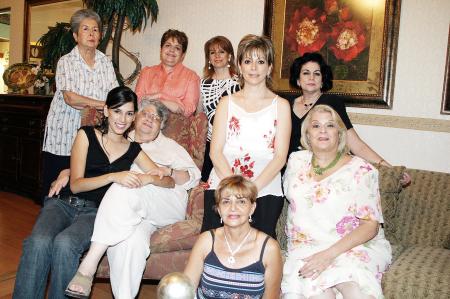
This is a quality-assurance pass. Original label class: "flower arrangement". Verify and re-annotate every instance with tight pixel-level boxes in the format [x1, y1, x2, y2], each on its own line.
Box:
[31, 64, 50, 94]
[285, 0, 370, 80]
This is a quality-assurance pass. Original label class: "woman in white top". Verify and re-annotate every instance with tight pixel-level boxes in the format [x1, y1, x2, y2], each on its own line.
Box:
[41, 9, 118, 204]
[201, 34, 291, 238]
[198, 36, 240, 181]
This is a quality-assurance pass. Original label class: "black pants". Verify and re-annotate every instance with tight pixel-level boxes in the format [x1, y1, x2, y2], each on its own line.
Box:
[201, 189, 284, 239]
[40, 151, 70, 205]
[201, 141, 213, 182]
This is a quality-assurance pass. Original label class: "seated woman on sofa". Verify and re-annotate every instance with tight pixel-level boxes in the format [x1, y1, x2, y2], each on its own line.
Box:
[184, 175, 282, 298]
[64, 99, 200, 299]
[13, 86, 168, 299]
[282, 104, 392, 299]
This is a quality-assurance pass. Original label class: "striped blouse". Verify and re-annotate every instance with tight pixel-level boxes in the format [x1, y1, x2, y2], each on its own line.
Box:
[197, 230, 269, 299]
[42, 46, 118, 156]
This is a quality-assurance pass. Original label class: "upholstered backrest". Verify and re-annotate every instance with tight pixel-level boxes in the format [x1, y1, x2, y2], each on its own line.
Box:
[394, 169, 450, 247]
[162, 112, 208, 171]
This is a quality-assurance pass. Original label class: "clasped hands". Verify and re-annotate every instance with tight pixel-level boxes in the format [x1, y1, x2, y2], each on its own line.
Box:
[298, 249, 335, 280]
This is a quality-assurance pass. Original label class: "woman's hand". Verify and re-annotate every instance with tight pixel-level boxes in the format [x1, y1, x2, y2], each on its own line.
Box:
[48, 174, 70, 197]
[111, 171, 142, 188]
[299, 249, 336, 280]
[400, 172, 412, 187]
[147, 166, 168, 178]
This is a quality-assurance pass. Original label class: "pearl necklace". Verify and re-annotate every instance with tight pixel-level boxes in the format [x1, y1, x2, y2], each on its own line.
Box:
[223, 228, 252, 265]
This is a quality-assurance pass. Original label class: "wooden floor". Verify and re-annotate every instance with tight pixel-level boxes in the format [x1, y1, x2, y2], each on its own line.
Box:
[0, 191, 158, 298]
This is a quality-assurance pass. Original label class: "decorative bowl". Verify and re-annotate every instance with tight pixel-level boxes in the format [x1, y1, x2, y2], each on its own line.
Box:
[3, 63, 37, 93]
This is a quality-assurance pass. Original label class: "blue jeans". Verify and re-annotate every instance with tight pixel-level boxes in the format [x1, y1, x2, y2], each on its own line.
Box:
[13, 197, 97, 299]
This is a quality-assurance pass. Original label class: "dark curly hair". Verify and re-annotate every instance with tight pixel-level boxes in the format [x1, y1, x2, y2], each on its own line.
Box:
[289, 52, 333, 92]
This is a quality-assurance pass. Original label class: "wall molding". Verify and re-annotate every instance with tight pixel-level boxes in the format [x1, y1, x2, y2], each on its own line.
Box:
[348, 113, 450, 133]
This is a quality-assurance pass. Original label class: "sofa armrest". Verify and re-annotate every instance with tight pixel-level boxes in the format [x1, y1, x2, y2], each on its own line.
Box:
[150, 219, 200, 253]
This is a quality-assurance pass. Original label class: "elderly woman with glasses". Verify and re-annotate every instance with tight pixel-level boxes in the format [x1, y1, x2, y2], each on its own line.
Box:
[65, 99, 201, 299]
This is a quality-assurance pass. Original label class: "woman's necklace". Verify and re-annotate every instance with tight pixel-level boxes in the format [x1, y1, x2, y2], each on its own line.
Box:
[301, 93, 321, 108]
[223, 228, 252, 265]
[312, 151, 343, 175]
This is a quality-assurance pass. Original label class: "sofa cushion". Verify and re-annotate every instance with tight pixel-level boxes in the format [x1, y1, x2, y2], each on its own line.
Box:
[382, 246, 450, 299]
[395, 169, 450, 247]
[162, 112, 207, 170]
[377, 165, 405, 245]
[150, 219, 200, 253]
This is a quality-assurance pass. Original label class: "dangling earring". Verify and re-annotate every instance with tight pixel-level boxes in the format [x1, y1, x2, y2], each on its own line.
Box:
[208, 61, 212, 70]
[220, 217, 223, 224]
[248, 215, 253, 223]
[227, 57, 231, 68]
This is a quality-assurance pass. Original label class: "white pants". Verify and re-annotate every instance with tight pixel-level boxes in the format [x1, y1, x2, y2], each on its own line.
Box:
[92, 183, 187, 299]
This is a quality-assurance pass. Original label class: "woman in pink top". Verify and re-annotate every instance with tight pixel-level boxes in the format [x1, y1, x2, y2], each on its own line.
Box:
[135, 29, 200, 117]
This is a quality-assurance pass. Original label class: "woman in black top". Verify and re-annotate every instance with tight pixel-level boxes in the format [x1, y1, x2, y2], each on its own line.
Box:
[288, 53, 403, 170]
[13, 87, 171, 299]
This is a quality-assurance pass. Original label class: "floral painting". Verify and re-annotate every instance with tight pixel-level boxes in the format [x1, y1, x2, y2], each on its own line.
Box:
[264, 0, 401, 108]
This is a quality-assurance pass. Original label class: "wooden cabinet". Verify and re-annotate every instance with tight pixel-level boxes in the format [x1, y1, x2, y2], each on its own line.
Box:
[0, 94, 51, 200]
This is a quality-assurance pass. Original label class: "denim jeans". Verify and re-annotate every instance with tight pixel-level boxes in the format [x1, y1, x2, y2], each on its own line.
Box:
[13, 197, 97, 299]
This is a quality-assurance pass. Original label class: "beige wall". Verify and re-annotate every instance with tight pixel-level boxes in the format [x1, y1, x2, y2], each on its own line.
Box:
[2, 0, 450, 172]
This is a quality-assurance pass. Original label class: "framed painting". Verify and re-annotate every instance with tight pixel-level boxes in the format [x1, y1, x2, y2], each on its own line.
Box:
[264, 0, 401, 108]
[441, 25, 450, 115]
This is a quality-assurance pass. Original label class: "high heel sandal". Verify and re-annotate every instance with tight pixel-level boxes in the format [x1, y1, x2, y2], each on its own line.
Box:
[64, 271, 93, 299]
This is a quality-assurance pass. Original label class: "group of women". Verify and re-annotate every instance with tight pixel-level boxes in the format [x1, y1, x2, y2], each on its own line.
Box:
[13, 7, 408, 299]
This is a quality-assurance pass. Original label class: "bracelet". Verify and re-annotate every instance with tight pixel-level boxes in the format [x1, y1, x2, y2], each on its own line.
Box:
[377, 159, 385, 168]
[169, 168, 174, 176]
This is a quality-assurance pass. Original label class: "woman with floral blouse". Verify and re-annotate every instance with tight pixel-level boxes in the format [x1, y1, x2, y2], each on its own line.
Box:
[282, 104, 392, 299]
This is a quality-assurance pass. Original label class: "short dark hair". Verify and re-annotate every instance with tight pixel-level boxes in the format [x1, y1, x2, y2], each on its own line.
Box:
[160, 29, 188, 53]
[289, 52, 333, 92]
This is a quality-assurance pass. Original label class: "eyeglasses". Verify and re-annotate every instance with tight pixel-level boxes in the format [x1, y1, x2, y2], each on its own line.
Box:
[142, 111, 161, 122]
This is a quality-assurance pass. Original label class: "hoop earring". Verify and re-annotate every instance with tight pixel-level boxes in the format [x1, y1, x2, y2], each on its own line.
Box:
[208, 61, 212, 70]
[249, 215, 253, 223]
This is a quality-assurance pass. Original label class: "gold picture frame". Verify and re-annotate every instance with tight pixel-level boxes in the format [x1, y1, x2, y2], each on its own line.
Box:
[441, 25, 450, 115]
[264, 0, 401, 108]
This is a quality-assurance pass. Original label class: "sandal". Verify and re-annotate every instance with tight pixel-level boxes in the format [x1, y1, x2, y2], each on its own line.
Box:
[64, 271, 93, 299]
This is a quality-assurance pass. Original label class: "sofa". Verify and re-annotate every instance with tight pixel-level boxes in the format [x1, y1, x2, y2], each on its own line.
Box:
[80, 108, 208, 280]
[275, 166, 450, 299]
[84, 109, 450, 298]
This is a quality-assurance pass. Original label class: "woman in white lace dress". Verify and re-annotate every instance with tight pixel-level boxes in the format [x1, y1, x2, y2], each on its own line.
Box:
[198, 36, 240, 181]
[282, 105, 392, 299]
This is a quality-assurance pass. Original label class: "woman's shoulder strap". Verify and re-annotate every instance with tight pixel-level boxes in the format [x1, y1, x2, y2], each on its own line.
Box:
[259, 235, 271, 261]
[209, 229, 216, 251]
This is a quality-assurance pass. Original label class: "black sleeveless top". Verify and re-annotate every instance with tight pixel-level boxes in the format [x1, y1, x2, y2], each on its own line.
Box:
[197, 230, 270, 299]
[63, 126, 141, 207]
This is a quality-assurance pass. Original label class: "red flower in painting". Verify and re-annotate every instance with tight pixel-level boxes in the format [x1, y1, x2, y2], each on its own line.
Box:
[285, 7, 329, 56]
[339, 6, 352, 21]
[329, 20, 367, 62]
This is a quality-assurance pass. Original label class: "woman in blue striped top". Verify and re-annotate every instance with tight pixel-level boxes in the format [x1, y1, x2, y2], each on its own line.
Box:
[184, 175, 282, 298]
